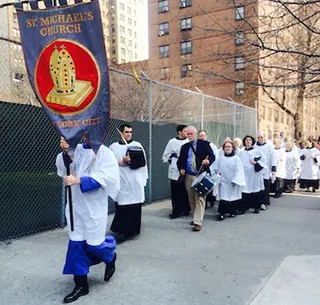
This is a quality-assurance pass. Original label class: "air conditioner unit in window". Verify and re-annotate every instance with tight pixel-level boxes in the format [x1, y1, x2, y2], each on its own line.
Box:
[158, 30, 164, 36]
[236, 90, 244, 95]
[180, 2, 186, 8]
[163, 7, 168, 12]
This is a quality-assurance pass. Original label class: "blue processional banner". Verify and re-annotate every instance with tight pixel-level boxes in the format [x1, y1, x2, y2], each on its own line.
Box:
[16, 0, 109, 151]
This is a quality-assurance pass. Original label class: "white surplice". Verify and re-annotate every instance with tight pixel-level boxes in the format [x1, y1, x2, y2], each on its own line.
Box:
[109, 141, 148, 205]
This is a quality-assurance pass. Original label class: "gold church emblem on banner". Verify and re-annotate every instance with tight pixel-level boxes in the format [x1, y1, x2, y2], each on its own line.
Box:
[46, 45, 93, 107]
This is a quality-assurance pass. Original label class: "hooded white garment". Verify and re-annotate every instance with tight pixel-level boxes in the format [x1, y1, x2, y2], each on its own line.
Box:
[254, 142, 277, 179]
[274, 147, 286, 179]
[285, 150, 300, 180]
[56, 144, 120, 245]
[213, 153, 246, 201]
[300, 147, 320, 180]
[109, 141, 148, 205]
[239, 147, 267, 193]
[162, 137, 189, 180]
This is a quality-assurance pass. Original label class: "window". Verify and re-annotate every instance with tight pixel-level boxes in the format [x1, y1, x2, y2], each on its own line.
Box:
[235, 6, 244, 20]
[181, 64, 192, 77]
[127, 7, 131, 14]
[112, 48, 116, 54]
[235, 56, 245, 70]
[120, 3, 125, 10]
[181, 41, 192, 55]
[135, 42, 137, 49]
[128, 50, 133, 57]
[121, 48, 126, 56]
[181, 17, 192, 31]
[128, 40, 132, 47]
[134, 10, 136, 16]
[128, 29, 132, 36]
[135, 53, 137, 59]
[160, 67, 169, 80]
[268, 108, 272, 121]
[13, 72, 24, 82]
[159, 45, 170, 58]
[128, 18, 132, 25]
[14, 44, 22, 52]
[120, 14, 125, 22]
[134, 21, 136, 27]
[281, 113, 284, 123]
[158, 22, 169, 35]
[13, 13, 17, 23]
[121, 58, 126, 64]
[235, 81, 244, 95]
[134, 32, 137, 38]
[235, 31, 244, 45]
[180, 0, 192, 8]
[13, 28, 20, 39]
[121, 36, 125, 44]
[287, 116, 289, 125]
[158, 0, 168, 13]
[120, 25, 125, 33]
[274, 110, 279, 122]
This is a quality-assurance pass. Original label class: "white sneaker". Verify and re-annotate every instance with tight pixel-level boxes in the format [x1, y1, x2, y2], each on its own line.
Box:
[260, 204, 267, 211]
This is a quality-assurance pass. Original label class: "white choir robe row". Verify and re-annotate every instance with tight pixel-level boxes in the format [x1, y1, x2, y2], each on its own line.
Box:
[109, 141, 148, 206]
[213, 154, 246, 201]
[162, 137, 189, 181]
[56, 144, 120, 246]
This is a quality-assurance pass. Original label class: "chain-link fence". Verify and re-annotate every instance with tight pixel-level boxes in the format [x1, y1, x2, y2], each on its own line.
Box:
[0, 37, 257, 241]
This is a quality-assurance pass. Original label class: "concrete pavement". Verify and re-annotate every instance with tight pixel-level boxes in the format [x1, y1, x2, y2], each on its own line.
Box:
[0, 190, 320, 305]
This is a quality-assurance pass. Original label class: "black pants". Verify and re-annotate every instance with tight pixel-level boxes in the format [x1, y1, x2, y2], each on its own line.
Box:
[284, 179, 296, 192]
[261, 179, 270, 205]
[171, 179, 190, 215]
[238, 192, 262, 212]
[218, 200, 238, 215]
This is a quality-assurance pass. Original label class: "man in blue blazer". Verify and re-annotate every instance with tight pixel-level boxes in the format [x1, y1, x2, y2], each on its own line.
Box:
[177, 126, 215, 231]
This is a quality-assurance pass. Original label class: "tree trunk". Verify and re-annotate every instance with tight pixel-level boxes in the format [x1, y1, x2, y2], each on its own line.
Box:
[294, 87, 305, 140]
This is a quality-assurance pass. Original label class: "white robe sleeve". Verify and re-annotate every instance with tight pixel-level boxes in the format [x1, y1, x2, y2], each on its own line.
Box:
[232, 156, 246, 186]
[162, 139, 172, 163]
[56, 152, 66, 178]
[90, 147, 120, 201]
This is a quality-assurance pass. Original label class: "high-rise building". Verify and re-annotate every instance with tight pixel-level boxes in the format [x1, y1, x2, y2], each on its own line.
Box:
[108, 0, 148, 65]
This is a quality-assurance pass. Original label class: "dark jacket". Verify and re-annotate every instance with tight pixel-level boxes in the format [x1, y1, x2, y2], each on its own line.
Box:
[177, 140, 215, 173]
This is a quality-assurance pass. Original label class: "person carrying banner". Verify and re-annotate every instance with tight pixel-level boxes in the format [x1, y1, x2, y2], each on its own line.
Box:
[162, 124, 190, 219]
[56, 138, 120, 303]
[109, 124, 148, 243]
[177, 126, 215, 232]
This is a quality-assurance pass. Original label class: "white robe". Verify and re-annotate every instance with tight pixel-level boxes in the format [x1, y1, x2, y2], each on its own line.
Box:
[300, 148, 320, 180]
[209, 142, 219, 174]
[213, 154, 246, 201]
[274, 147, 286, 179]
[254, 142, 277, 179]
[109, 141, 148, 205]
[285, 150, 300, 180]
[56, 144, 120, 245]
[239, 148, 266, 193]
[162, 137, 189, 181]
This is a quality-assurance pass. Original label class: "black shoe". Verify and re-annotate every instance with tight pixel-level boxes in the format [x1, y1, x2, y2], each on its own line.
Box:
[184, 211, 190, 216]
[237, 210, 245, 215]
[169, 213, 179, 219]
[63, 285, 89, 303]
[274, 193, 281, 198]
[312, 188, 316, 193]
[115, 233, 126, 244]
[253, 208, 260, 214]
[190, 221, 194, 226]
[217, 214, 225, 221]
[230, 214, 236, 218]
[104, 253, 117, 282]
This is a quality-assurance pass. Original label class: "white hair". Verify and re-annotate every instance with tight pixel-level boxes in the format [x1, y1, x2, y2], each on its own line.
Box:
[187, 125, 198, 133]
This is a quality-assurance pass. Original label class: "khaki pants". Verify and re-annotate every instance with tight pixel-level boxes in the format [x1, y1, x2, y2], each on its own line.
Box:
[185, 174, 206, 226]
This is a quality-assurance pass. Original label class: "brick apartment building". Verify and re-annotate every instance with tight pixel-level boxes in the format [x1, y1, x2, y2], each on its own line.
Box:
[117, 0, 320, 140]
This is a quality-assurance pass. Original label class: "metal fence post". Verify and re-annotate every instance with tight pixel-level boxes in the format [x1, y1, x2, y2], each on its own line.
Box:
[148, 79, 153, 203]
[255, 100, 258, 135]
[201, 93, 204, 129]
[233, 102, 237, 139]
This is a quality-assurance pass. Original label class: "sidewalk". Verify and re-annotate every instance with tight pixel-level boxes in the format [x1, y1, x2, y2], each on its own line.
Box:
[0, 191, 320, 305]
